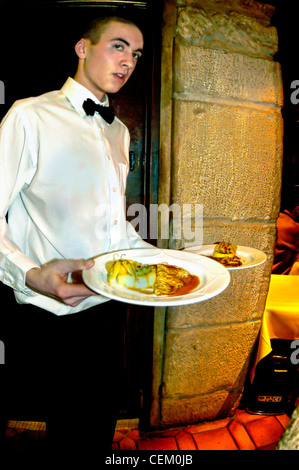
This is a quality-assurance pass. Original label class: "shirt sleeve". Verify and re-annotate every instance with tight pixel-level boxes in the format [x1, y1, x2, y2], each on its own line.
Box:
[0, 105, 39, 294]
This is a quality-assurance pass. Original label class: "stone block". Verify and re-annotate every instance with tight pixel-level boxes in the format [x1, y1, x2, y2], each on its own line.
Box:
[176, 4, 278, 57]
[177, 0, 276, 21]
[162, 321, 260, 398]
[172, 99, 283, 220]
[174, 41, 283, 106]
[160, 390, 231, 427]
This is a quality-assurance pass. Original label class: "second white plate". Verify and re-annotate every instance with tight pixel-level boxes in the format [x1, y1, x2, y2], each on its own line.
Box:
[184, 244, 267, 270]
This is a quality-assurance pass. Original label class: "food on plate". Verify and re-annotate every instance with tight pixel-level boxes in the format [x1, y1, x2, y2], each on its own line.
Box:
[106, 259, 156, 291]
[211, 242, 242, 267]
[213, 241, 237, 259]
[155, 263, 193, 296]
[105, 258, 199, 296]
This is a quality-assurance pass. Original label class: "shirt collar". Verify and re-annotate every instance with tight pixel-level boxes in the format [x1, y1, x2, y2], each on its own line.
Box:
[61, 77, 109, 118]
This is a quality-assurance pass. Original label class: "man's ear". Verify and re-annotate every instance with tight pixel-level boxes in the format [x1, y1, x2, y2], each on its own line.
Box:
[74, 39, 88, 59]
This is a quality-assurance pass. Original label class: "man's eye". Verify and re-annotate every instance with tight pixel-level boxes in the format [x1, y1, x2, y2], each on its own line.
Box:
[133, 53, 141, 60]
[114, 44, 124, 51]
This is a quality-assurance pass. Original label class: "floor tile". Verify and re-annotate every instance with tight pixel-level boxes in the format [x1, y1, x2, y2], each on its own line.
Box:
[138, 437, 178, 451]
[185, 418, 230, 434]
[127, 429, 141, 440]
[176, 430, 197, 450]
[119, 437, 137, 450]
[234, 410, 268, 425]
[245, 416, 284, 449]
[258, 442, 278, 450]
[228, 420, 256, 450]
[113, 430, 125, 442]
[276, 414, 290, 429]
[145, 427, 180, 438]
[193, 427, 239, 450]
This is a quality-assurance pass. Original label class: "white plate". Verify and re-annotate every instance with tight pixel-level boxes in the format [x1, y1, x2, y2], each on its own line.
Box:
[184, 245, 267, 270]
[82, 248, 230, 306]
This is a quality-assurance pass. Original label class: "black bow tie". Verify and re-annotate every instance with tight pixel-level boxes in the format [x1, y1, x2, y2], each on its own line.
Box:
[83, 98, 115, 124]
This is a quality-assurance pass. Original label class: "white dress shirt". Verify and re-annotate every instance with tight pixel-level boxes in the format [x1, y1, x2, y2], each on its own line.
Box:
[0, 77, 151, 315]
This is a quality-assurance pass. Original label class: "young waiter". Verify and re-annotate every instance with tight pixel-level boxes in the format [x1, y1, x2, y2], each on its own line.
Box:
[0, 16, 149, 456]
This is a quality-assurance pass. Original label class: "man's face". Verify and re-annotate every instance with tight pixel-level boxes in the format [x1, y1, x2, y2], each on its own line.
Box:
[76, 21, 144, 100]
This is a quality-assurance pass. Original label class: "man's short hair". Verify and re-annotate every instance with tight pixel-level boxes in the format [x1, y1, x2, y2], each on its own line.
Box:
[81, 16, 140, 45]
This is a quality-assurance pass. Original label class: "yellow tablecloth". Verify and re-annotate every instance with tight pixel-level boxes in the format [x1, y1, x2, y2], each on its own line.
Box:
[250, 274, 299, 382]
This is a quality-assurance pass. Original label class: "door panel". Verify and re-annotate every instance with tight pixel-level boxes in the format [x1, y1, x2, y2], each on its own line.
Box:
[110, 62, 146, 212]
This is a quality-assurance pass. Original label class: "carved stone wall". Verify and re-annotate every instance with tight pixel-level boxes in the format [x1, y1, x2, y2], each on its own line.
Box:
[151, 0, 283, 428]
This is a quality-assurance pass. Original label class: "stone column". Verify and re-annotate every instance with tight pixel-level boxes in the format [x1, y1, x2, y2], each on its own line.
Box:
[151, 0, 283, 428]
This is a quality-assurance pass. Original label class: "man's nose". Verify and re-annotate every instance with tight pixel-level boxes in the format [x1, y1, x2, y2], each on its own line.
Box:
[121, 52, 134, 69]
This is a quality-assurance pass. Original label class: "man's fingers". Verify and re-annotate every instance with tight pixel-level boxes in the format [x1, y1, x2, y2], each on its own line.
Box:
[55, 258, 95, 276]
[57, 282, 95, 303]
[53, 259, 96, 301]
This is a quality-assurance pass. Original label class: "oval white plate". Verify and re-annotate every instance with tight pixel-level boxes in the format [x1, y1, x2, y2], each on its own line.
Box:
[184, 245, 267, 270]
[83, 248, 230, 306]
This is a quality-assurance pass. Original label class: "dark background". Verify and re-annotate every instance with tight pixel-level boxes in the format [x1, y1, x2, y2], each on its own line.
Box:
[270, 0, 299, 212]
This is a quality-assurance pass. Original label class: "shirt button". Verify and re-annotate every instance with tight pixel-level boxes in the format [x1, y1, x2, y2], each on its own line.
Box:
[107, 155, 111, 160]
[113, 187, 117, 192]
[114, 220, 118, 225]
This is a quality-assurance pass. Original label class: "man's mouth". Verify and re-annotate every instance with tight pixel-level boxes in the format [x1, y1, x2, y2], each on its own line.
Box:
[114, 72, 126, 80]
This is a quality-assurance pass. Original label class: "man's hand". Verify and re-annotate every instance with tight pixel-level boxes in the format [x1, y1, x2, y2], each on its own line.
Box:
[25, 259, 96, 307]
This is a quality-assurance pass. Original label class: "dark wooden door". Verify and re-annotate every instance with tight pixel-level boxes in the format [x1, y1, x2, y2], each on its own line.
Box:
[0, 0, 160, 425]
